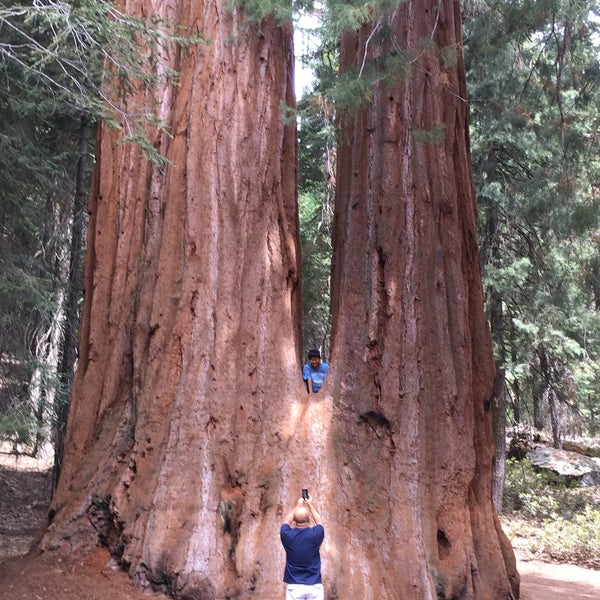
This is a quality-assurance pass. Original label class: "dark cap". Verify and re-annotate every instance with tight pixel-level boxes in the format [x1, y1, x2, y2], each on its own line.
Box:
[307, 349, 321, 359]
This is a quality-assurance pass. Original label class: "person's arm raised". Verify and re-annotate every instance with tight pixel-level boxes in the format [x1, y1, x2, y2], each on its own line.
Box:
[282, 507, 295, 526]
[304, 498, 323, 525]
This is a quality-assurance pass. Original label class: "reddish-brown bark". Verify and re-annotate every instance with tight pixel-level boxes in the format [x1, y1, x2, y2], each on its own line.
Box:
[42, 1, 305, 597]
[41, 1, 519, 599]
[324, 1, 520, 598]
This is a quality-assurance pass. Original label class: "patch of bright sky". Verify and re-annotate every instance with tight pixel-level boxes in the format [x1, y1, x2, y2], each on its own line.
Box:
[591, 9, 600, 47]
[294, 10, 322, 99]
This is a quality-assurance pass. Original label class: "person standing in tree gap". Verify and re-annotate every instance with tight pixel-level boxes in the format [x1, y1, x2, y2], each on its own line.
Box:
[302, 349, 329, 394]
[280, 493, 325, 600]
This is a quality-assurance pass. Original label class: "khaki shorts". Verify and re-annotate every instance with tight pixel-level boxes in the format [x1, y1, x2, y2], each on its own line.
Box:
[285, 583, 324, 600]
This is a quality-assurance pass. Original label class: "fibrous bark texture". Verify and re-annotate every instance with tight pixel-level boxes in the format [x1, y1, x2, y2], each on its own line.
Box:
[324, 1, 520, 598]
[42, 1, 519, 599]
[42, 1, 306, 597]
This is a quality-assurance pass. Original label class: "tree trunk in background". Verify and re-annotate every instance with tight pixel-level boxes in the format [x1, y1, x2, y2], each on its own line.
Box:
[533, 380, 544, 430]
[491, 358, 507, 512]
[30, 185, 69, 454]
[54, 116, 91, 491]
[510, 340, 521, 423]
[488, 208, 507, 513]
[33, 119, 90, 456]
[326, 1, 518, 598]
[42, 1, 303, 597]
[538, 346, 561, 448]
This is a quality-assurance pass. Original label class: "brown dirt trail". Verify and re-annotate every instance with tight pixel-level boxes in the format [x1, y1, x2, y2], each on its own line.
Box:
[1, 451, 599, 600]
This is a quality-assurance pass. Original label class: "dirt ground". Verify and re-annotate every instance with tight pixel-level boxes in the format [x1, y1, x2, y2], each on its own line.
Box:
[1, 450, 599, 600]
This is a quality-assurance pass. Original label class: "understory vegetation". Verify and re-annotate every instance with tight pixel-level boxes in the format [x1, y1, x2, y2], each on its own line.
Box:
[502, 457, 600, 569]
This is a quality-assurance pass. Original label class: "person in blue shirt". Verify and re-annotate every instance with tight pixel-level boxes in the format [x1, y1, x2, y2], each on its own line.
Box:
[280, 494, 325, 600]
[302, 349, 329, 394]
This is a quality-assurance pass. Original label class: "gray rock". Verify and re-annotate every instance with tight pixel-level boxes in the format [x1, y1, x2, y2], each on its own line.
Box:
[527, 447, 600, 486]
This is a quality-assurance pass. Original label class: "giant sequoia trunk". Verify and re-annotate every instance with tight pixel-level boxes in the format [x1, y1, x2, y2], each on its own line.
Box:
[42, 1, 305, 597]
[43, 1, 519, 599]
[325, 1, 519, 598]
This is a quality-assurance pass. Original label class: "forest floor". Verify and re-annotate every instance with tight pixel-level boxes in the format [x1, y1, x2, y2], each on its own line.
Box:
[1, 448, 599, 600]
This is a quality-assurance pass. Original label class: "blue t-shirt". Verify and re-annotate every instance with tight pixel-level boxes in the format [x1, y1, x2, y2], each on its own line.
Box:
[302, 362, 329, 393]
[280, 524, 324, 584]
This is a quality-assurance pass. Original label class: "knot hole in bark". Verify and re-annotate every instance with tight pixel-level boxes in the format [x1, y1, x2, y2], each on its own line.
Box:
[258, 469, 280, 515]
[87, 495, 124, 558]
[437, 528, 451, 560]
[357, 410, 392, 432]
[219, 487, 244, 559]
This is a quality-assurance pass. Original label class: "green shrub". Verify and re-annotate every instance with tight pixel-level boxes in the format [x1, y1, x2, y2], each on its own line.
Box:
[540, 506, 600, 569]
[0, 407, 39, 447]
[503, 457, 600, 568]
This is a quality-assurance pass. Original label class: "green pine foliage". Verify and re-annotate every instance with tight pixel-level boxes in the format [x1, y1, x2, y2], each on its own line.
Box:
[465, 0, 600, 437]
[0, 44, 77, 451]
[1, 1, 203, 162]
[229, 0, 296, 25]
[297, 62, 336, 356]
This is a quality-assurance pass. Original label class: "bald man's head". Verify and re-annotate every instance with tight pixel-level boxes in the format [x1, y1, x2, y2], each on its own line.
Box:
[293, 506, 310, 526]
